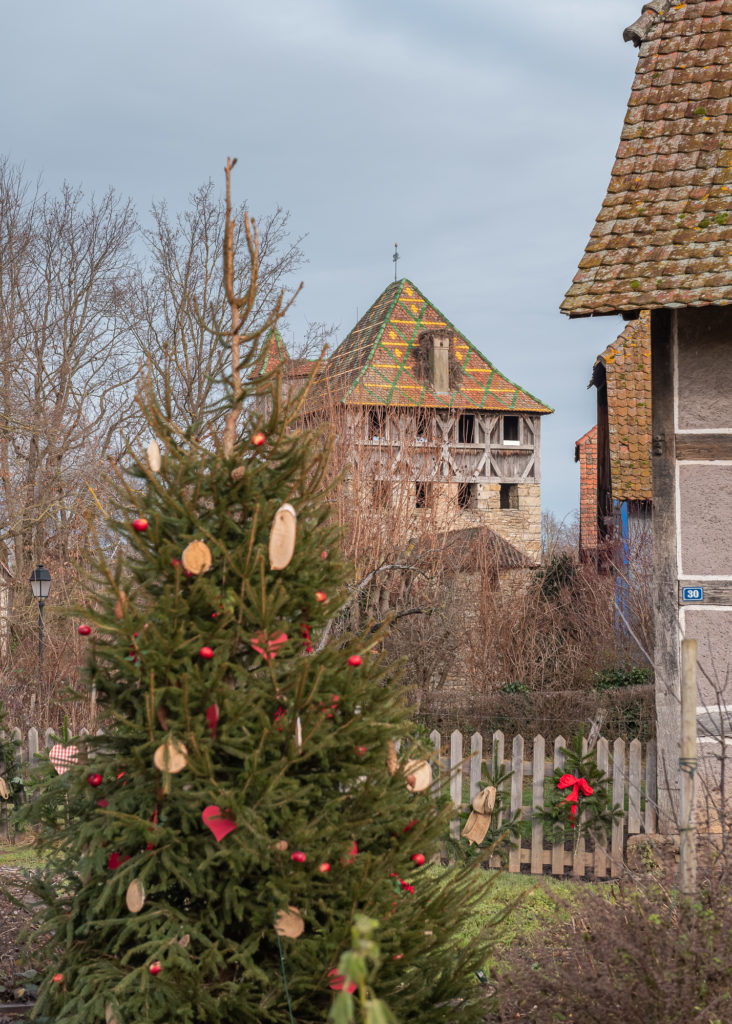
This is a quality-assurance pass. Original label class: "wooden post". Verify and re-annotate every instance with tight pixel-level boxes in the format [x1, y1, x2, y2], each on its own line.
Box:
[679, 638, 697, 896]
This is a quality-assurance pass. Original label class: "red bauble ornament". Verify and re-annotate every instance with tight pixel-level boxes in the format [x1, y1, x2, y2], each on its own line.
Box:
[52, 973, 64, 983]
[411, 853, 426, 866]
[78, 624, 92, 636]
[251, 431, 266, 447]
[132, 518, 148, 533]
[149, 961, 161, 975]
[318, 861, 331, 873]
[355, 746, 367, 756]
[97, 798, 109, 808]
[87, 773, 102, 787]
[348, 655, 362, 667]
[315, 591, 328, 603]
[291, 851, 307, 863]
[199, 646, 214, 660]
[320, 550, 328, 560]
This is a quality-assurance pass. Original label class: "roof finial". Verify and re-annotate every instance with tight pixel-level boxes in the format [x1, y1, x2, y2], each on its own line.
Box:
[393, 242, 400, 282]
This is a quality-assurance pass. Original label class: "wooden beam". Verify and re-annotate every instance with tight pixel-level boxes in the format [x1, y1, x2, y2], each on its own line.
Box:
[651, 307, 680, 832]
[675, 434, 732, 461]
[678, 581, 732, 606]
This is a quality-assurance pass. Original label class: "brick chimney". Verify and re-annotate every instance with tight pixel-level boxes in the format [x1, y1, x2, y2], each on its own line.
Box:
[430, 331, 450, 393]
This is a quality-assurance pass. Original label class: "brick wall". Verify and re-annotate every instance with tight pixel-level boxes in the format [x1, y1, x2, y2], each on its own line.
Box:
[575, 425, 598, 560]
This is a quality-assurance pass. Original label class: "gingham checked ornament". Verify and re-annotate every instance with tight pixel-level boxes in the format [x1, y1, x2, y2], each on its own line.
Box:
[49, 743, 79, 775]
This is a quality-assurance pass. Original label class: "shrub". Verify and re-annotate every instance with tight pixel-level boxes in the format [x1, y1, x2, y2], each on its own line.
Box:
[489, 886, 732, 1023]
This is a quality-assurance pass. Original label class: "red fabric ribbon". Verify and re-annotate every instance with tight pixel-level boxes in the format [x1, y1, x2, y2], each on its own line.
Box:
[557, 773, 593, 826]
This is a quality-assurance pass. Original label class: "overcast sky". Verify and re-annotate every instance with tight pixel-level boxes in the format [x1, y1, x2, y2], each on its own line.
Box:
[3, 0, 645, 523]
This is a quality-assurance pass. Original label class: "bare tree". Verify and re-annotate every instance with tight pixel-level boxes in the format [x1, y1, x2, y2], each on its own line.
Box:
[0, 160, 140, 721]
[134, 180, 306, 437]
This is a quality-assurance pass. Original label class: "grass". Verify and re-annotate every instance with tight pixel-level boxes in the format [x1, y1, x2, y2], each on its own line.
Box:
[0, 837, 43, 870]
[434, 865, 590, 971]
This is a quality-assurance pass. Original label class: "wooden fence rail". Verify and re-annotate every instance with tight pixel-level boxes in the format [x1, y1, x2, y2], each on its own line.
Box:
[2, 726, 657, 876]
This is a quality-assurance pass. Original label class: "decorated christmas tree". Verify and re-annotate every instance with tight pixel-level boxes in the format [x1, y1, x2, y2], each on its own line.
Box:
[27, 161, 492, 1024]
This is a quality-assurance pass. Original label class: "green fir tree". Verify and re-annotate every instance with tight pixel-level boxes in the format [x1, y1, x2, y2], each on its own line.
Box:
[26, 161, 492, 1024]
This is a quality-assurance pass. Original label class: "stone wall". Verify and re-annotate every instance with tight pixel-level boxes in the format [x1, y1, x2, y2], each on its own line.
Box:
[475, 482, 541, 563]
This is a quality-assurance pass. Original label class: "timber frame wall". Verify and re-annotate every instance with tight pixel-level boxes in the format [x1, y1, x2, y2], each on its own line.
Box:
[350, 409, 541, 486]
[652, 307, 732, 831]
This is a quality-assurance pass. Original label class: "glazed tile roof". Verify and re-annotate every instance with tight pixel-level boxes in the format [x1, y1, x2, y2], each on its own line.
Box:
[562, 0, 732, 317]
[257, 329, 290, 374]
[311, 279, 551, 413]
[597, 312, 652, 501]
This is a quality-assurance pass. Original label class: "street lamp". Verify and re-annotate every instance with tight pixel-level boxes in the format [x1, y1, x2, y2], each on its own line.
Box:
[29, 564, 51, 682]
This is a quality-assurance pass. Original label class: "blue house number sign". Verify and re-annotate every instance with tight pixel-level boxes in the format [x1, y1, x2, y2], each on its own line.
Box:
[682, 587, 704, 602]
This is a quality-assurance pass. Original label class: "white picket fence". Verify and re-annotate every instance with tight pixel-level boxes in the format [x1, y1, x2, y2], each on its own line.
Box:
[2, 726, 656, 877]
[429, 729, 657, 878]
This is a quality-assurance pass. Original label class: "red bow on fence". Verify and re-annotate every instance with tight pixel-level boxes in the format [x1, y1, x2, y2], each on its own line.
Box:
[557, 774, 593, 826]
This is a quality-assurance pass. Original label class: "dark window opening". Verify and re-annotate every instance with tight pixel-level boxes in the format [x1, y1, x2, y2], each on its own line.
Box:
[458, 413, 475, 443]
[415, 410, 429, 438]
[500, 483, 519, 510]
[368, 407, 386, 439]
[503, 415, 519, 442]
[457, 482, 474, 509]
[415, 481, 432, 508]
[372, 480, 390, 506]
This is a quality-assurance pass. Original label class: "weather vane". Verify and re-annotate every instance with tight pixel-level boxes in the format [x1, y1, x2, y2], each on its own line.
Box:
[393, 242, 400, 282]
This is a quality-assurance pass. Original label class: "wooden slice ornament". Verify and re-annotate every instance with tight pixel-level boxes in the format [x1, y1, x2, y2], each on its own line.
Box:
[404, 759, 431, 793]
[181, 540, 212, 575]
[269, 503, 297, 570]
[153, 736, 188, 774]
[125, 878, 146, 914]
[274, 906, 305, 939]
[147, 440, 162, 473]
[178, 933, 191, 948]
[0, 778, 9, 800]
[386, 741, 398, 777]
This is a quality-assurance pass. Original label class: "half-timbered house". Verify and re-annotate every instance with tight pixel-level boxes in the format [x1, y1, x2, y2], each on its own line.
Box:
[562, 0, 732, 828]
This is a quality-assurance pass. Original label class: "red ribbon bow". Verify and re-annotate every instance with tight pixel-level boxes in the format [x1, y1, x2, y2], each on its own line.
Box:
[557, 773, 593, 826]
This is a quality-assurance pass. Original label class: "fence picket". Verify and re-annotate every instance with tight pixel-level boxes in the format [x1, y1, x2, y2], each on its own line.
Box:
[531, 735, 545, 875]
[551, 735, 566, 876]
[509, 735, 524, 874]
[645, 739, 657, 834]
[594, 737, 610, 877]
[469, 732, 482, 804]
[450, 730, 463, 840]
[27, 727, 39, 764]
[628, 739, 642, 835]
[492, 731, 505, 833]
[611, 738, 626, 877]
[572, 736, 588, 878]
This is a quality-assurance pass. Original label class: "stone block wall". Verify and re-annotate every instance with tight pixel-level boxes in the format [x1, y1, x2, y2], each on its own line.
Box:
[475, 482, 542, 563]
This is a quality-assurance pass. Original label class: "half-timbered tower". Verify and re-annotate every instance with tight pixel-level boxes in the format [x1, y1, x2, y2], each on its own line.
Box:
[264, 279, 552, 562]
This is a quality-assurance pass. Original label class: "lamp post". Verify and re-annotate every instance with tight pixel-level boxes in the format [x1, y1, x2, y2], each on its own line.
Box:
[29, 564, 51, 683]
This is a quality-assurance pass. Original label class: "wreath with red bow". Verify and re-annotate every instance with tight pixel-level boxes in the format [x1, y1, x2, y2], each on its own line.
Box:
[537, 732, 622, 846]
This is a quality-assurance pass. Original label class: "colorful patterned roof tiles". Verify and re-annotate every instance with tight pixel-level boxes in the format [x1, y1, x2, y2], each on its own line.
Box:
[562, 0, 732, 317]
[312, 279, 552, 413]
